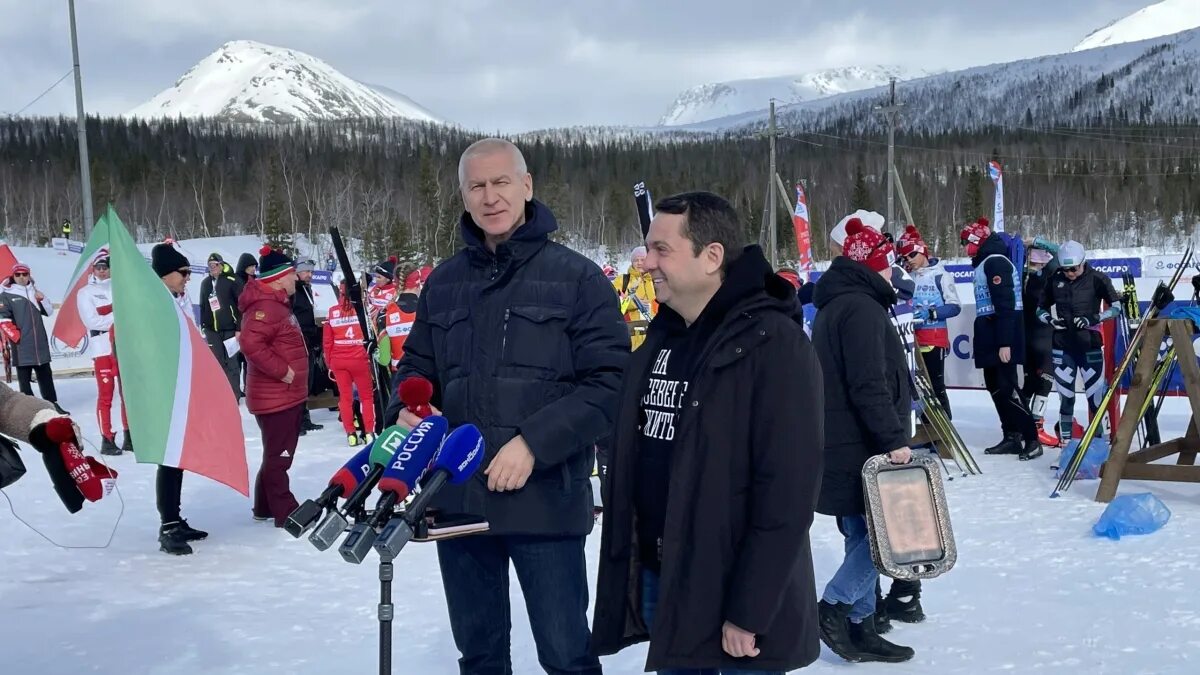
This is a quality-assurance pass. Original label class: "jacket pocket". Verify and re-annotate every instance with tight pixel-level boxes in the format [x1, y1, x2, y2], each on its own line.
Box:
[501, 305, 570, 373]
[428, 307, 471, 372]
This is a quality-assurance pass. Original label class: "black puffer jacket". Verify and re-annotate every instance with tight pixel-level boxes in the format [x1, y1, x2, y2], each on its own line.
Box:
[383, 199, 629, 536]
[234, 253, 257, 293]
[811, 256, 911, 516]
[592, 246, 823, 673]
[1040, 263, 1120, 353]
[1023, 260, 1057, 355]
[199, 263, 241, 333]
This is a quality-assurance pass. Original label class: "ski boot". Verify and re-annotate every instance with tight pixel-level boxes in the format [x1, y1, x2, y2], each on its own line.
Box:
[883, 579, 925, 623]
[848, 616, 915, 663]
[1036, 420, 1060, 448]
[818, 600, 866, 662]
[100, 436, 122, 456]
[1019, 436, 1044, 461]
[984, 433, 1022, 455]
[159, 522, 193, 555]
[363, 433, 375, 445]
[348, 433, 361, 447]
[121, 431, 134, 454]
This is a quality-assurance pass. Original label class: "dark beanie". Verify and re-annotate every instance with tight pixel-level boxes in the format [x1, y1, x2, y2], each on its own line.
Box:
[258, 244, 295, 283]
[151, 241, 190, 278]
[374, 256, 398, 281]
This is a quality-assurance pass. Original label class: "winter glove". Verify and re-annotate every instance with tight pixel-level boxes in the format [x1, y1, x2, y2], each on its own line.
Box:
[913, 307, 929, 322]
[29, 416, 118, 513]
[0, 320, 20, 343]
[1073, 315, 1097, 329]
[97, 304, 113, 316]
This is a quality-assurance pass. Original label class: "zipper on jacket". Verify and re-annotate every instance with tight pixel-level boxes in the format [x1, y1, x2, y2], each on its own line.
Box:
[501, 308, 510, 357]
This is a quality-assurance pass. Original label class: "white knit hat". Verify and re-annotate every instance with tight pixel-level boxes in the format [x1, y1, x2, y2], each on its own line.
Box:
[832, 210, 886, 246]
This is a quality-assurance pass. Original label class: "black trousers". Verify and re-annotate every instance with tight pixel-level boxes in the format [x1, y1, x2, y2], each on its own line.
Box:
[984, 363, 1037, 441]
[17, 363, 57, 403]
[205, 328, 241, 400]
[1021, 345, 1054, 420]
[921, 347, 951, 419]
[157, 465, 183, 524]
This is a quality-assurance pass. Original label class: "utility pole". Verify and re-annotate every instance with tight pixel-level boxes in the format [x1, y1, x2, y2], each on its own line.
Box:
[68, 0, 94, 237]
[767, 99, 778, 269]
[875, 77, 903, 233]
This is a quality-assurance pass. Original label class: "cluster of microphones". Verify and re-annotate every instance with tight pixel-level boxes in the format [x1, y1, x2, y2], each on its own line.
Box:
[284, 377, 485, 563]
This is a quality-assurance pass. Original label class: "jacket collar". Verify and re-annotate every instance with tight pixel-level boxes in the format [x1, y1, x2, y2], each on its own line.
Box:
[460, 199, 556, 269]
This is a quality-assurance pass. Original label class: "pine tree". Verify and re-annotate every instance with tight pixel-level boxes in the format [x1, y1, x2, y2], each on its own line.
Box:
[850, 165, 873, 211]
[963, 165, 985, 223]
[262, 169, 294, 253]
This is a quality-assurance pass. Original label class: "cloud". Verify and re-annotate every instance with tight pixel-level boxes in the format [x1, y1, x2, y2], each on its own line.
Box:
[0, 0, 1155, 131]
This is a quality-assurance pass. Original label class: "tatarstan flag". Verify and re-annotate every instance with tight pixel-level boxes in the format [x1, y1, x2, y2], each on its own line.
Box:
[107, 205, 249, 495]
[51, 212, 112, 350]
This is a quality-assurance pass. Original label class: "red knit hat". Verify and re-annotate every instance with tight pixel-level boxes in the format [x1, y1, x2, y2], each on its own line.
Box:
[843, 218, 895, 273]
[959, 217, 991, 257]
[11, 262, 30, 275]
[897, 225, 927, 258]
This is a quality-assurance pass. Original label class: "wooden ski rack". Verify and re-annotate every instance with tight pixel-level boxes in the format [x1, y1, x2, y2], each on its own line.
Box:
[1098, 318, 1200, 502]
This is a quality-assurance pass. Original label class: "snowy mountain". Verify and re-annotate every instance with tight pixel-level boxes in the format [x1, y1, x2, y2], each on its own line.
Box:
[680, 27, 1200, 135]
[1074, 0, 1200, 52]
[658, 66, 927, 126]
[127, 40, 441, 124]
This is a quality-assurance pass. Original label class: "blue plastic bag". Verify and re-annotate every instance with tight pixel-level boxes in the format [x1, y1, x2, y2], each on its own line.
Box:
[1093, 493, 1171, 540]
[1055, 438, 1110, 481]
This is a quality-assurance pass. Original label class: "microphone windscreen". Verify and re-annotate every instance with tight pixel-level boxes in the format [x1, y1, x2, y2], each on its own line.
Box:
[368, 425, 409, 467]
[399, 376, 434, 408]
[431, 424, 485, 485]
[378, 416, 447, 499]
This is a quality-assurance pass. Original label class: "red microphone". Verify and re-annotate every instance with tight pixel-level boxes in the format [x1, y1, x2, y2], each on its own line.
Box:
[45, 417, 119, 502]
[398, 376, 434, 419]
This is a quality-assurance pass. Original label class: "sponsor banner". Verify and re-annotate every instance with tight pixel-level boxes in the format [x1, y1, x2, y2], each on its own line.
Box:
[1144, 254, 1200, 278]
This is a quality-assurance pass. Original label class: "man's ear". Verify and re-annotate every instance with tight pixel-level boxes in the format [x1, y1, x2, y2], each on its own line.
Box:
[703, 242, 725, 276]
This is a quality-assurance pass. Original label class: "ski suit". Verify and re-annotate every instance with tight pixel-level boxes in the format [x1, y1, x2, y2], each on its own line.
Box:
[323, 303, 376, 435]
[910, 258, 961, 418]
[77, 276, 128, 441]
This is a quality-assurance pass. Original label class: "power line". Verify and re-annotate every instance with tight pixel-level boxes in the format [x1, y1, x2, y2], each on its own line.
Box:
[3, 70, 74, 118]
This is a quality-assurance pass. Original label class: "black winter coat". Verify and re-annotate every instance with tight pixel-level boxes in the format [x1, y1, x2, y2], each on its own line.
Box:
[811, 256, 911, 516]
[383, 199, 629, 536]
[1040, 263, 1120, 353]
[291, 279, 320, 350]
[198, 264, 241, 333]
[1023, 262, 1056, 355]
[971, 234, 1025, 368]
[592, 246, 823, 673]
[234, 253, 257, 293]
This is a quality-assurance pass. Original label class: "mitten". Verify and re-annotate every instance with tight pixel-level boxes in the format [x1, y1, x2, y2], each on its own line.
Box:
[97, 304, 113, 316]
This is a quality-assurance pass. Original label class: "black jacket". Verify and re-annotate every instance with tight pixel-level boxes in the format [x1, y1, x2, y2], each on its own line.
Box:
[1040, 263, 1120, 353]
[234, 253, 257, 293]
[592, 246, 823, 673]
[811, 256, 911, 516]
[291, 279, 320, 349]
[383, 199, 629, 536]
[971, 233, 1025, 368]
[198, 264, 241, 333]
[1023, 260, 1057, 355]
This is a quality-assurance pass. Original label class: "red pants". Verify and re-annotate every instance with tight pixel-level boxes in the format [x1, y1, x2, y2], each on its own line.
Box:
[253, 403, 304, 527]
[94, 355, 128, 441]
[331, 358, 375, 435]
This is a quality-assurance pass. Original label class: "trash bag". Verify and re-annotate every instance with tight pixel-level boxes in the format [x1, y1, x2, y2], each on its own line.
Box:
[1055, 438, 1110, 481]
[1093, 493, 1171, 540]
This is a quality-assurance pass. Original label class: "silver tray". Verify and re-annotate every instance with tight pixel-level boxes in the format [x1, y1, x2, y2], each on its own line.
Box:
[862, 454, 957, 580]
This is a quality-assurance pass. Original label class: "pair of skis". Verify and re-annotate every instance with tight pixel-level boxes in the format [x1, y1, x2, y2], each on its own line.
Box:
[1052, 242, 1194, 497]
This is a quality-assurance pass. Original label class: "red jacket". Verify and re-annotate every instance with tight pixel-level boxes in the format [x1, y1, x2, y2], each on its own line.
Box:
[239, 280, 309, 415]
[322, 303, 367, 368]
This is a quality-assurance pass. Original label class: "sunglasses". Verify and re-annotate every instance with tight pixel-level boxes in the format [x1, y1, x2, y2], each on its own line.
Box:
[905, 251, 921, 260]
[1063, 265, 1081, 273]
[178, 268, 192, 277]
[13, 272, 29, 277]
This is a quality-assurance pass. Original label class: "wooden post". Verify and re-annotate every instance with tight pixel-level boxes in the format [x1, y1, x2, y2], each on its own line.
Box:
[1096, 320, 1166, 502]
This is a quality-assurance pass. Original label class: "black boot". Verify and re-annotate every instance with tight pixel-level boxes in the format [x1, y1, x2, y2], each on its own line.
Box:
[121, 432, 134, 454]
[300, 409, 323, 434]
[985, 433, 1022, 455]
[873, 579, 892, 634]
[159, 522, 193, 555]
[848, 616, 915, 663]
[1019, 437, 1044, 461]
[818, 600, 866, 662]
[884, 579, 925, 623]
[176, 519, 208, 542]
[100, 437, 121, 456]
[53, 402, 69, 416]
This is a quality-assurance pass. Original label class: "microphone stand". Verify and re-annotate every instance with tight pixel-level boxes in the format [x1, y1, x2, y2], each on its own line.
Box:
[377, 550, 394, 675]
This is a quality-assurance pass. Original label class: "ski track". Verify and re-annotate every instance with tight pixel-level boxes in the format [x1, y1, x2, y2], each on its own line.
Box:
[3, 380, 1199, 674]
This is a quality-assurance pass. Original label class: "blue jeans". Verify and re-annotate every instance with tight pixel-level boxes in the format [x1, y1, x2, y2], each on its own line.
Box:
[641, 570, 783, 675]
[821, 515, 878, 622]
[437, 534, 601, 675]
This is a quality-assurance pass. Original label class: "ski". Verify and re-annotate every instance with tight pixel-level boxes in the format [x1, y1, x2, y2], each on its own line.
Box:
[1053, 241, 1193, 496]
[633, 181, 654, 239]
[329, 227, 388, 433]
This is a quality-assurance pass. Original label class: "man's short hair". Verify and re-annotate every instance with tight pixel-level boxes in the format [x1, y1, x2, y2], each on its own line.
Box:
[458, 138, 528, 186]
[653, 191, 744, 270]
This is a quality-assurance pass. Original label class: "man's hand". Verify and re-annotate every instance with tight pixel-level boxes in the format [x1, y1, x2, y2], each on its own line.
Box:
[396, 402, 441, 429]
[34, 291, 45, 302]
[282, 367, 295, 384]
[235, 331, 240, 340]
[888, 446, 913, 464]
[721, 621, 760, 659]
[484, 435, 535, 492]
[999, 346, 1011, 363]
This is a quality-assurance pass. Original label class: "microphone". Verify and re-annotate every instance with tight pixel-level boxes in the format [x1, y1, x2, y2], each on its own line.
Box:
[285, 445, 373, 538]
[399, 376, 434, 418]
[339, 416, 447, 563]
[375, 424, 484, 558]
[308, 426, 408, 551]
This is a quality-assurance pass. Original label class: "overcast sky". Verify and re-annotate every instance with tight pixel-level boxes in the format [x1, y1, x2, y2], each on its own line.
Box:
[0, 0, 1154, 132]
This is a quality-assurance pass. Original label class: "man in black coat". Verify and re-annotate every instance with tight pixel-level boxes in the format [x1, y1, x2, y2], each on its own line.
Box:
[1022, 246, 1061, 447]
[592, 192, 824, 674]
[811, 218, 915, 664]
[960, 219, 1038, 458]
[291, 259, 323, 434]
[199, 253, 243, 400]
[384, 138, 627, 675]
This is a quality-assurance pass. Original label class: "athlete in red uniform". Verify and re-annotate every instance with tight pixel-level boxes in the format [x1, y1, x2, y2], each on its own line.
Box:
[323, 286, 376, 446]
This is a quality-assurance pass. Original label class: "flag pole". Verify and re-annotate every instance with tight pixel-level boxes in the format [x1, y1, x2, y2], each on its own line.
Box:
[68, 0, 95, 237]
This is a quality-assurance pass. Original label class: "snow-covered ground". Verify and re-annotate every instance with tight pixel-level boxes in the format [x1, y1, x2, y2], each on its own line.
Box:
[2, 379, 1198, 674]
